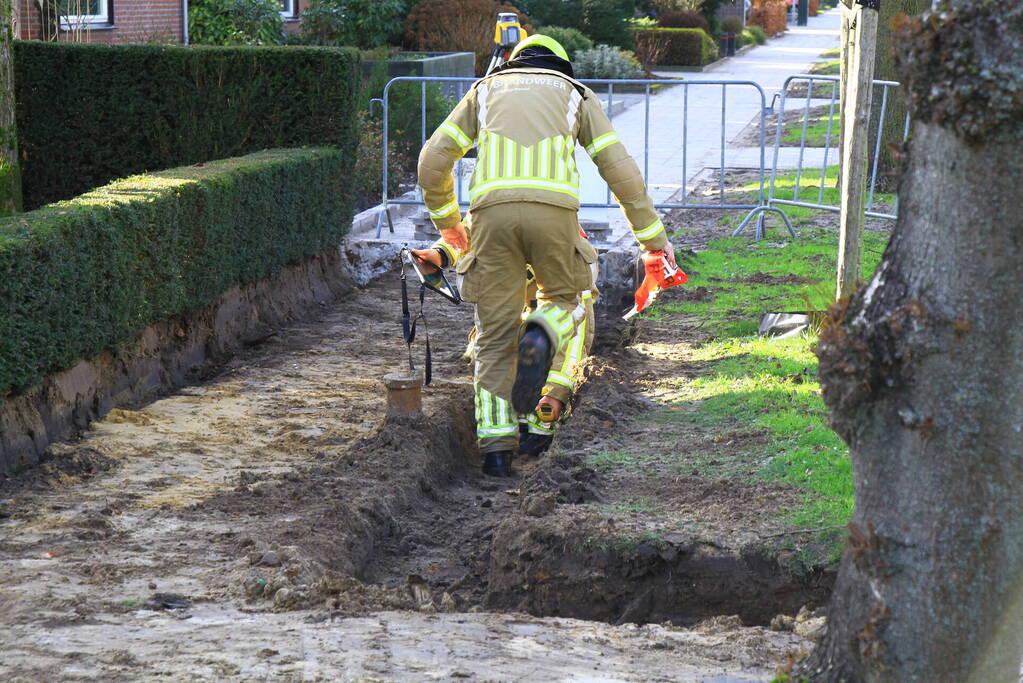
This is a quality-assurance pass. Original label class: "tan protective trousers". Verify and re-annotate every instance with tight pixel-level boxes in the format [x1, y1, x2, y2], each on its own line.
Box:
[456, 202, 594, 453]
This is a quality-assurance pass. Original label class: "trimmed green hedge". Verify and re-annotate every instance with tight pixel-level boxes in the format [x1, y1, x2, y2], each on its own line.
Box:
[13, 42, 360, 209]
[633, 27, 718, 66]
[0, 148, 351, 396]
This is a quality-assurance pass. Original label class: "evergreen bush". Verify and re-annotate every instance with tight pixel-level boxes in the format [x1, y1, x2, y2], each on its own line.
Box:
[573, 44, 643, 79]
[719, 15, 744, 34]
[535, 25, 594, 59]
[633, 27, 717, 66]
[742, 24, 768, 45]
[658, 9, 709, 32]
[0, 149, 352, 397]
[404, 0, 532, 75]
[13, 42, 360, 209]
[299, 0, 407, 48]
[188, 0, 284, 45]
[515, 0, 637, 51]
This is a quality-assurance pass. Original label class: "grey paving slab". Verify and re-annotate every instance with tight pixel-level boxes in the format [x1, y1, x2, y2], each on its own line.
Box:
[597, 7, 842, 225]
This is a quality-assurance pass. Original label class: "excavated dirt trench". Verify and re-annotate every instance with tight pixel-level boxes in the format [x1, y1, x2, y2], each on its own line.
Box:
[0, 248, 828, 679]
[174, 282, 832, 627]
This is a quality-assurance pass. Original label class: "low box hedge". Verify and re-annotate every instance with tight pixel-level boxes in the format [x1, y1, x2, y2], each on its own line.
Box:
[0, 148, 351, 397]
[633, 27, 718, 67]
[14, 42, 360, 210]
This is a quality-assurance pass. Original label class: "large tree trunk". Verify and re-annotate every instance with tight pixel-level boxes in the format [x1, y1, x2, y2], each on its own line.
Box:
[866, 0, 928, 194]
[0, 0, 19, 215]
[802, 4, 1023, 681]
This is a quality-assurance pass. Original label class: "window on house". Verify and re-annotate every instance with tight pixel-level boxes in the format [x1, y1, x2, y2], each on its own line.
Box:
[280, 0, 297, 20]
[59, 0, 109, 28]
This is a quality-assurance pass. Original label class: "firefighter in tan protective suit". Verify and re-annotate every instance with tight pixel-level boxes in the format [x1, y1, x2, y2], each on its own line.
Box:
[414, 34, 674, 476]
[417, 218, 598, 460]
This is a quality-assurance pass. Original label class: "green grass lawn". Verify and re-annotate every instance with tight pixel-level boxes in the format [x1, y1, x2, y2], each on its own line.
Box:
[752, 166, 896, 219]
[642, 227, 889, 562]
[782, 108, 840, 147]
[809, 58, 840, 76]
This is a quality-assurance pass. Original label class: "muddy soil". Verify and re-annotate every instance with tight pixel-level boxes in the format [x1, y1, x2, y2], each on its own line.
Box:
[0, 219, 826, 680]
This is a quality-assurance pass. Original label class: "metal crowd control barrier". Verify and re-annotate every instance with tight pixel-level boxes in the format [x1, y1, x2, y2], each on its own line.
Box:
[735, 73, 909, 237]
[374, 75, 792, 239]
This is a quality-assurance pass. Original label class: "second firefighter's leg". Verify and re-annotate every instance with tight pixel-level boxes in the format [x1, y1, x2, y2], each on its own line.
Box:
[520, 289, 595, 459]
[511, 204, 589, 412]
[543, 288, 595, 405]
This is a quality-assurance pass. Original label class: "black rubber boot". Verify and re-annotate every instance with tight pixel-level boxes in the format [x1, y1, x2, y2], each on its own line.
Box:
[511, 325, 553, 415]
[518, 433, 554, 458]
[482, 451, 514, 477]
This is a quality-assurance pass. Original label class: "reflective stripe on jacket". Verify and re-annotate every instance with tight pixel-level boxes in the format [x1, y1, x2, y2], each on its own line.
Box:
[417, 67, 667, 252]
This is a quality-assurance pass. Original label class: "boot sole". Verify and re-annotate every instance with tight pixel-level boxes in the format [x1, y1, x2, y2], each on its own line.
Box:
[512, 340, 550, 415]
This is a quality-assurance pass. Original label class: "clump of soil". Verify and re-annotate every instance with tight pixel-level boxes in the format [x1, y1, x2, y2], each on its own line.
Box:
[551, 356, 656, 456]
[0, 446, 115, 496]
[520, 453, 605, 504]
[741, 271, 816, 286]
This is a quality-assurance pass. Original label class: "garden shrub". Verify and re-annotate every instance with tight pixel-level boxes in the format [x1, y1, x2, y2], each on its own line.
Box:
[515, 0, 637, 51]
[298, 0, 407, 48]
[573, 44, 643, 79]
[535, 25, 594, 59]
[352, 111, 407, 211]
[658, 9, 709, 32]
[13, 41, 360, 209]
[749, 0, 787, 35]
[355, 59, 455, 209]
[404, 0, 532, 75]
[188, 0, 284, 45]
[649, 0, 704, 10]
[633, 27, 716, 66]
[743, 24, 768, 45]
[719, 15, 744, 35]
[699, 0, 724, 36]
[0, 149, 353, 397]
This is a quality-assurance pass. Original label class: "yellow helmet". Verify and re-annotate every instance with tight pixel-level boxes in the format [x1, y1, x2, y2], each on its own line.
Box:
[509, 34, 569, 63]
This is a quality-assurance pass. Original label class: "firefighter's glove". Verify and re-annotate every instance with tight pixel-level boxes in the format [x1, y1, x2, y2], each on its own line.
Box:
[411, 248, 444, 273]
[440, 222, 469, 252]
[661, 241, 678, 271]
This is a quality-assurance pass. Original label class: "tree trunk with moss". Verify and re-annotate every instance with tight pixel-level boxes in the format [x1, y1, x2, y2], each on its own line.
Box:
[867, 0, 928, 193]
[802, 4, 1023, 681]
[0, 0, 20, 215]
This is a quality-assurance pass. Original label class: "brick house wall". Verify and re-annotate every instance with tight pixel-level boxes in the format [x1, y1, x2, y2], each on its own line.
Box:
[12, 0, 312, 44]
[14, 0, 185, 42]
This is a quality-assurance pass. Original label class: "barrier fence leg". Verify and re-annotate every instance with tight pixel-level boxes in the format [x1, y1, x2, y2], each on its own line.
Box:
[732, 207, 796, 240]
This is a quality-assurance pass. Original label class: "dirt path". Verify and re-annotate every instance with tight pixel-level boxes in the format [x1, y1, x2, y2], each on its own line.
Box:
[0, 247, 816, 681]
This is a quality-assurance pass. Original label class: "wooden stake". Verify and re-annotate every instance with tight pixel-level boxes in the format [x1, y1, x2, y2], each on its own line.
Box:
[836, 1, 879, 299]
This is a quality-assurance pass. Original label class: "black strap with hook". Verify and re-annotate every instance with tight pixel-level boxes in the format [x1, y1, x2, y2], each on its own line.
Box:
[400, 250, 432, 386]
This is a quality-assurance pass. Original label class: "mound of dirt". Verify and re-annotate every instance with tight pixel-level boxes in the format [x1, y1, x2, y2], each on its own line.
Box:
[520, 453, 605, 504]
[552, 356, 655, 455]
[187, 395, 478, 611]
[0, 446, 115, 495]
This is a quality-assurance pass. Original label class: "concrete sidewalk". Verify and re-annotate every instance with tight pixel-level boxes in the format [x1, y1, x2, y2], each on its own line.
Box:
[583, 6, 842, 226]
